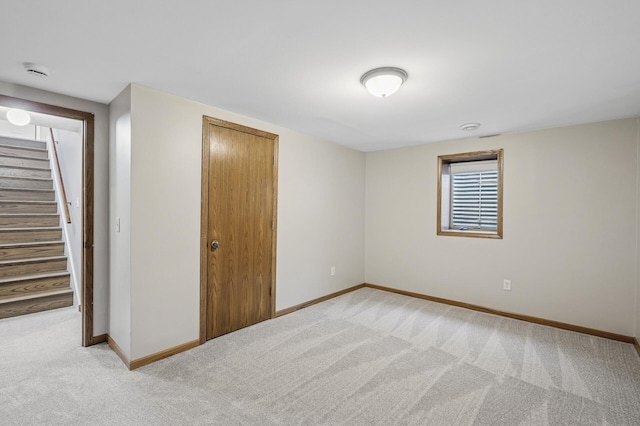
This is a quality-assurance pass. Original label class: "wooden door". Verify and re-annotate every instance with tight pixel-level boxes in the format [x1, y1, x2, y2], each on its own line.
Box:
[200, 117, 277, 341]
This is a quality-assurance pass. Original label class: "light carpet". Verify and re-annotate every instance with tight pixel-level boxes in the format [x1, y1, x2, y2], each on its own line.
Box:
[1, 287, 639, 425]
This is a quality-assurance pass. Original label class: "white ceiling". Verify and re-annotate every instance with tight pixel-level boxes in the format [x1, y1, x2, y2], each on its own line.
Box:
[1, 1, 639, 152]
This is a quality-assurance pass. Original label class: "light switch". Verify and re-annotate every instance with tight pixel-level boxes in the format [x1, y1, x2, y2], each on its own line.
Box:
[116, 217, 121, 232]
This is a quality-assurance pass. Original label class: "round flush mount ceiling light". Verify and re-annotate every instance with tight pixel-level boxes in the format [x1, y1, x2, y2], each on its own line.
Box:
[460, 123, 481, 131]
[6, 108, 31, 126]
[361, 67, 408, 98]
[23, 62, 50, 78]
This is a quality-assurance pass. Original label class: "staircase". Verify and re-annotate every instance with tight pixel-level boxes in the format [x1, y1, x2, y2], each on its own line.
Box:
[0, 135, 73, 319]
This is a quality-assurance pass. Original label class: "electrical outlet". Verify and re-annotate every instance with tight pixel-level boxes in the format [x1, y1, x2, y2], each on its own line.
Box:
[330, 266, 336, 276]
[503, 279, 511, 291]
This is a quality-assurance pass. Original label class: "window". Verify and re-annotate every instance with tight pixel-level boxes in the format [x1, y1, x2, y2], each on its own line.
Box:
[437, 149, 503, 239]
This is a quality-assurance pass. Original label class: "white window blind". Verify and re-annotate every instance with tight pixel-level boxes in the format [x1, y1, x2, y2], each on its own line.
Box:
[450, 160, 498, 230]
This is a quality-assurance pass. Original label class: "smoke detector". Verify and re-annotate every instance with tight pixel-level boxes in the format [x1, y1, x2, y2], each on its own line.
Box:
[23, 62, 50, 78]
[460, 123, 481, 131]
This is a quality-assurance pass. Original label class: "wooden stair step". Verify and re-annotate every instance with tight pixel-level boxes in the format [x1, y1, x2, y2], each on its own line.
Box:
[0, 213, 60, 228]
[0, 165, 51, 179]
[0, 155, 50, 169]
[0, 137, 73, 319]
[0, 227, 62, 243]
[0, 288, 73, 319]
[0, 188, 55, 201]
[0, 176, 53, 190]
[0, 256, 68, 278]
[0, 136, 47, 150]
[0, 271, 70, 298]
[0, 201, 58, 214]
[0, 144, 49, 160]
[0, 241, 65, 260]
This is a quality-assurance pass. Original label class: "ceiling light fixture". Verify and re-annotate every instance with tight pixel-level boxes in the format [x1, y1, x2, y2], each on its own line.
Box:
[460, 123, 481, 131]
[6, 108, 31, 126]
[361, 67, 408, 98]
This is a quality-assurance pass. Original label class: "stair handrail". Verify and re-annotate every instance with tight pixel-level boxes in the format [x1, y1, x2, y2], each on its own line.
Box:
[49, 128, 72, 224]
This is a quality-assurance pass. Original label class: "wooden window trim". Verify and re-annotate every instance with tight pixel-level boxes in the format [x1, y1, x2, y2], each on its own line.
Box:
[437, 149, 503, 239]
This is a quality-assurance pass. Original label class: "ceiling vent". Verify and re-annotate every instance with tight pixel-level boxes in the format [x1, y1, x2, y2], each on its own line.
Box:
[23, 62, 49, 78]
[460, 123, 481, 131]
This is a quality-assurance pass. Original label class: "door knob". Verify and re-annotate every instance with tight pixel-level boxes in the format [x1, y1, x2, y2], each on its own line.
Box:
[210, 240, 220, 250]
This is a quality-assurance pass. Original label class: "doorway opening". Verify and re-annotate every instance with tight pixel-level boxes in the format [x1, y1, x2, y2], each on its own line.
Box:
[0, 94, 95, 347]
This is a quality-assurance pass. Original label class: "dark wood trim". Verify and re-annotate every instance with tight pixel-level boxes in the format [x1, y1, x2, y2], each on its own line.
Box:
[436, 149, 443, 236]
[107, 335, 201, 370]
[437, 229, 503, 239]
[0, 94, 95, 347]
[437, 149, 503, 239]
[200, 116, 279, 343]
[92, 333, 107, 344]
[274, 282, 640, 354]
[364, 283, 636, 344]
[274, 284, 366, 317]
[107, 335, 130, 369]
[82, 116, 95, 347]
[199, 117, 210, 345]
[0, 95, 94, 121]
[270, 137, 279, 319]
[203, 117, 278, 140]
[129, 339, 200, 370]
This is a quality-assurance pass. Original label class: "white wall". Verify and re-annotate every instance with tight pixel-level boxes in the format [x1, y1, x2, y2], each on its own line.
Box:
[366, 118, 638, 336]
[276, 132, 365, 308]
[636, 117, 640, 343]
[124, 84, 365, 360]
[49, 128, 83, 303]
[0, 120, 38, 139]
[0, 81, 110, 335]
[108, 86, 132, 358]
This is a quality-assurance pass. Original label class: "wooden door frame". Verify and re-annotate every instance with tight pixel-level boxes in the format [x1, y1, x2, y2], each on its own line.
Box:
[0, 94, 95, 347]
[199, 116, 278, 344]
